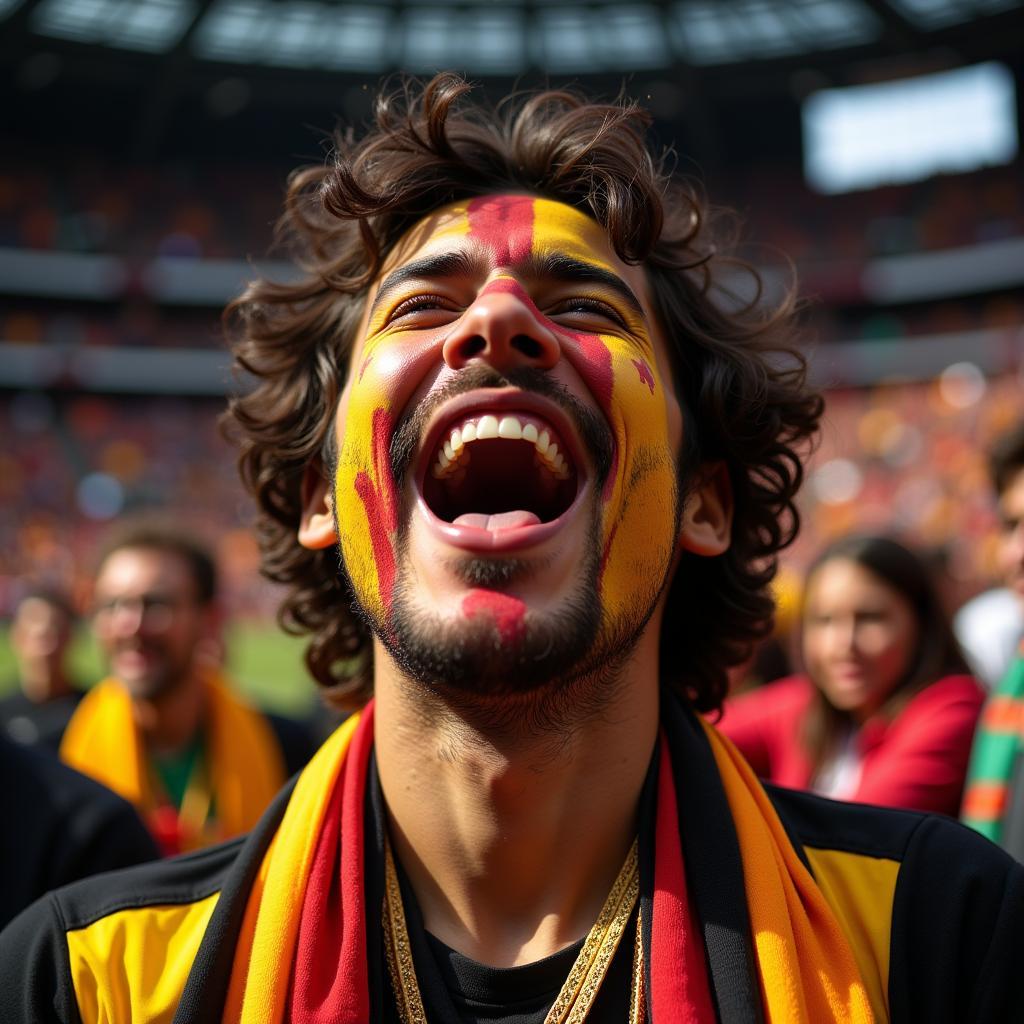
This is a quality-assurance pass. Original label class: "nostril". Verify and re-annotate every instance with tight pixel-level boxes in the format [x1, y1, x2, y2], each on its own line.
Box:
[459, 337, 486, 359]
[512, 336, 543, 359]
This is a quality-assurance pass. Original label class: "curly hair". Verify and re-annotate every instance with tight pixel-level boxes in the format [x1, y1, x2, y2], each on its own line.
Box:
[224, 73, 822, 714]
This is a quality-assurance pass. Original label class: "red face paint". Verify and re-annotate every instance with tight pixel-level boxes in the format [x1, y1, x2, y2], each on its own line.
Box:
[462, 589, 528, 646]
[467, 195, 535, 266]
[632, 359, 656, 395]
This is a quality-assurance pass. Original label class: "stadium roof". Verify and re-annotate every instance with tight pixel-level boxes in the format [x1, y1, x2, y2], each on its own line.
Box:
[9, 0, 1023, 72]
[1, 0, 1021, 162]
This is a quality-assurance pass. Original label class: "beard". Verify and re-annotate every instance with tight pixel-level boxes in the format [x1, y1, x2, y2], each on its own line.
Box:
[336, 365, 677, 735]
[372, 502, 664, 735]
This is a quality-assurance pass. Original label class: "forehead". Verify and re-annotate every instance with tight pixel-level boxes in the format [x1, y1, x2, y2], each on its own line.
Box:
[378, 194, 646, 295]
[15, 597, 68, 626]
[806, 559, 893, 603]
[95, 547, 195, 596]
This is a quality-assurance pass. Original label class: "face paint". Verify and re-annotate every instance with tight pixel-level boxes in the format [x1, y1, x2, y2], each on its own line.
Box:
[508, 198, 679, 632]
[333, 194, 680, 653]
[462, 589, 528, 646]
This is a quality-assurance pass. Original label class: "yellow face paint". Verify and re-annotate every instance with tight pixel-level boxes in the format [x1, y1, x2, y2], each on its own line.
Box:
[333, 194, 680, 637]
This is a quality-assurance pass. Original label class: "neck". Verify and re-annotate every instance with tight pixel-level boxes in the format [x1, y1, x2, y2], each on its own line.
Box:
[375, 631, 660, 969]
[131, 672, 207, 755]
[19, 664, 74, 703]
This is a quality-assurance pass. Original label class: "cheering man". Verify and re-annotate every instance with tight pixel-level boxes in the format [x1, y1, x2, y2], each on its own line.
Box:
[1, 75, 1021, 1024]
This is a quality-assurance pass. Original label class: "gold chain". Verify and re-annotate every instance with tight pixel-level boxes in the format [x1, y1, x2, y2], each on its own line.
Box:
[383, 836, 644, 1024]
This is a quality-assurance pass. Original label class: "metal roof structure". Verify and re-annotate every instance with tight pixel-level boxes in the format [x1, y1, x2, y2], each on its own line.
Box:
[1, 0, 1022, 163]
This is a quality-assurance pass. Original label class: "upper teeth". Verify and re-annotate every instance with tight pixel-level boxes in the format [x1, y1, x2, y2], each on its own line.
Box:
[431, 413, 571, 480]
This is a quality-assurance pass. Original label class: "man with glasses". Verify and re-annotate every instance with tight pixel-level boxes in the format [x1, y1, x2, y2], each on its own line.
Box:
[59, 523, 314, 854]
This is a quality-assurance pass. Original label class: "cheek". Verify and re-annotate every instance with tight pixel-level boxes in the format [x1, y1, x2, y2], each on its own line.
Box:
[562, 333, 678, 622]
[334, 334, 441, 622]
[865, 625, 914, 681]
[801, 629, 824, 671]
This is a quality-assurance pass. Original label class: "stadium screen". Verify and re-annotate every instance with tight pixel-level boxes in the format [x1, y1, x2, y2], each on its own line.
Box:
[802, 61, 1018, 194]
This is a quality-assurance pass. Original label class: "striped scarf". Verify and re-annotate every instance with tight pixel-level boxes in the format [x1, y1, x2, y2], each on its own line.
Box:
[216, 696, 880, 1024]
[962, 639, 1024, 842]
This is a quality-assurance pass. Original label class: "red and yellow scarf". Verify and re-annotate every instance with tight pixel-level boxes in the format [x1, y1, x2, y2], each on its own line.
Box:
[218, 702, 879, 1023]
[60, 671, 286, 853]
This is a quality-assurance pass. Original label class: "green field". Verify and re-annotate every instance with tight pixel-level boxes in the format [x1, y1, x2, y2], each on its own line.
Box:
[0, 620, 318, 717]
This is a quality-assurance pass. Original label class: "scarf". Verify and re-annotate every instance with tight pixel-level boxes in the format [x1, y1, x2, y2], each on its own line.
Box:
[962, 642, 1024, 842]
[60, 670, 286, 851]
[217, 697, 879, 1024]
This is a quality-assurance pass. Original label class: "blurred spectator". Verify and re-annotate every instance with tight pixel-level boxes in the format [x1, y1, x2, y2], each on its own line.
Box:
[719, 534, 984, 816]
[955, 419, 1024, 688]
[0, 735, 158, 929]
[0, 587, 83, 750]
[59, 523, 315, 855]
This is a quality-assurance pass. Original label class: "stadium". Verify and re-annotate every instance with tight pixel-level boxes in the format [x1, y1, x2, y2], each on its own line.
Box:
[2, 0, 1024, 1015]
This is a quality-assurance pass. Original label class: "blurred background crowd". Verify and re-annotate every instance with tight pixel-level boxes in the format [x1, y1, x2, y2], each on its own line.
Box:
[0, 0, 1022, 925]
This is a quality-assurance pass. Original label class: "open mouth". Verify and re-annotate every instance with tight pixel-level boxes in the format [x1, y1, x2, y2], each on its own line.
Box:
[421, 411, 579, 531]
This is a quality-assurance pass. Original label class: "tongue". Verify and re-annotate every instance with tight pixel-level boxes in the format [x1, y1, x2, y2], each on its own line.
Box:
[452, 511, 542, 531]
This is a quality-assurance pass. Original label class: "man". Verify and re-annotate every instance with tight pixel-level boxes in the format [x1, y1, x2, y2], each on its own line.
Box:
[955, 419, 1024, 689]
[0, 586, 83, 749]
[59, 524, 315, 855]
[961, 420, 1024, 851]
[1, 75, 1021, 1023]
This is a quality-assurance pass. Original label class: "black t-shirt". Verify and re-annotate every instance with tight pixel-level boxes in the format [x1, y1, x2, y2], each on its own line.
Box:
[383, 854, 637, 1024]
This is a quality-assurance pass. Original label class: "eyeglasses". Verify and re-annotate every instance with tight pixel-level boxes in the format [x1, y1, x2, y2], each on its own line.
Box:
[92, 593, 195, 632]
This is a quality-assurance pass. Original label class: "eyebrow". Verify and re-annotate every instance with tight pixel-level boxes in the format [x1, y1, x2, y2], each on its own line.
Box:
[524, 252, 645, 318]
[367, 246, 646, 324]
[367, 251, 477, 324]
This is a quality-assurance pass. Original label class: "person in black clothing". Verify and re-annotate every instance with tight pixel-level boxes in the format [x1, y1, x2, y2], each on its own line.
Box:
[0, 735, 158, 930]
[0, 586, 83, 750]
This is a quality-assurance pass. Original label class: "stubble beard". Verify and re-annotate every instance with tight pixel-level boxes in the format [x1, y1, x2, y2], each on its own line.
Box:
[337, 365, 677, 739]
[345, 497, 669, 740]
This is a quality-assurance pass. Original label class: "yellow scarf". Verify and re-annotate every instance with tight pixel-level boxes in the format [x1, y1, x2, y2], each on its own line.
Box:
[60, 671, 286, 846]
[220, 708, 880, 1023]
[702, 719, 878, 1022]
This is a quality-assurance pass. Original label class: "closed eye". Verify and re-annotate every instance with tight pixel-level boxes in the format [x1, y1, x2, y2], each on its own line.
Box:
[548, 296, 629, 329]
[388, 293, 460, 322]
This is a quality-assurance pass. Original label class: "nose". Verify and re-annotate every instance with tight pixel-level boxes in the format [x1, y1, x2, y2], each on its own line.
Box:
[98, 598, 146, 639]
[442, 286, 561, 373]
[825, 617, 857, 656]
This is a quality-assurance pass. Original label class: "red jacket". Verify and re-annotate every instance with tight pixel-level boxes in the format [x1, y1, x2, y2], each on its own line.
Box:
[717, 673, 985, 816]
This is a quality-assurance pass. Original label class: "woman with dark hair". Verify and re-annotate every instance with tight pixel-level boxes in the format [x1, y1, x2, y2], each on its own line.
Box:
[719, 534, 985, 815]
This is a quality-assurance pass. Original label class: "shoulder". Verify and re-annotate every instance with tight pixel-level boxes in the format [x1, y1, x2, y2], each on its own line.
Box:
[32, 835, 242, 940]
[899, 674, 986, 713]
[0, 736, 151, 852]
[766, 785, 1024, 1023]
[765, 781, 929, 861]
[719, 675, 813, 725]
[0, 838, 245, 1024]
[768, 779, 1019, 872]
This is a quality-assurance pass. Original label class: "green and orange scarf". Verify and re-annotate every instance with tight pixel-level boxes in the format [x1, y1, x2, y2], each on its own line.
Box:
[213, 696, 880, 1024]
[962, 640, 1024, 843]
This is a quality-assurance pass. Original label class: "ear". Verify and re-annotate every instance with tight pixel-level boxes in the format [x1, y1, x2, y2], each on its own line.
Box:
[297, 462, 338, 550]
[679, 462, 733, 557]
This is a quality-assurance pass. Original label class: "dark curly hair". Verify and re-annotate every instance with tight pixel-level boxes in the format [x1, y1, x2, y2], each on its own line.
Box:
[224, 73, 822, 714]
